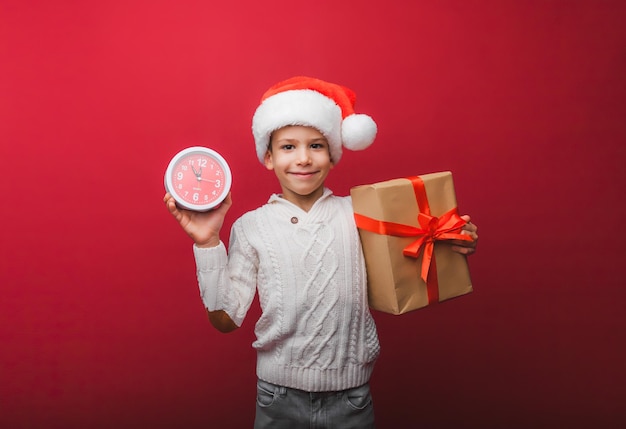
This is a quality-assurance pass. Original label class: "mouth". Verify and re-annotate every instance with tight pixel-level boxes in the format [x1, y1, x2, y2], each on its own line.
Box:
[289, 171, 319, 178]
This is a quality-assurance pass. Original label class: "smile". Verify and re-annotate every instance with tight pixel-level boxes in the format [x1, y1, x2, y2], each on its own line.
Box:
[289, 171, 318, 178]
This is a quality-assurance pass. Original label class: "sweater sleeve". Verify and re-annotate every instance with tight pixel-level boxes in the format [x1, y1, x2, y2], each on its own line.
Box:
[193, 220, 258, 327]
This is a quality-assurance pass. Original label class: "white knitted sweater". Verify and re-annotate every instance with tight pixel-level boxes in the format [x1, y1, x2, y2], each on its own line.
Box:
[193, 188, 380, 392]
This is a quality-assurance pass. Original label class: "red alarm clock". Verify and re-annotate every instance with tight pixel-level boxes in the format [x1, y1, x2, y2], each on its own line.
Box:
[164, 146, 232, 211]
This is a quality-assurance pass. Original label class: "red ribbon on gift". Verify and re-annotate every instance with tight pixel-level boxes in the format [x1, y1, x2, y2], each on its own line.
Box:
[354, 176, 472, 303]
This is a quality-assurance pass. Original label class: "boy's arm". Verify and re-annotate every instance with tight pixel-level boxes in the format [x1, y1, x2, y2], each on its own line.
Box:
[165, 192, 240, 332]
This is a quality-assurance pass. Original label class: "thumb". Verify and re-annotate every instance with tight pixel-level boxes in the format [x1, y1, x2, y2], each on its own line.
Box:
[214, 192, 233, 215]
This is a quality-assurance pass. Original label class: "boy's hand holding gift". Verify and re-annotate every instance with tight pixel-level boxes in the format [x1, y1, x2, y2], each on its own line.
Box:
[453, 214, 478, 255]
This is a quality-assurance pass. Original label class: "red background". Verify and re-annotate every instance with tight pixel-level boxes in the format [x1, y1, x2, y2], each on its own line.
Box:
[1, 1, 625, 428]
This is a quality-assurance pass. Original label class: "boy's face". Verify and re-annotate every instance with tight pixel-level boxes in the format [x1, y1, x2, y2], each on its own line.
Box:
[264, 125, 334, 210]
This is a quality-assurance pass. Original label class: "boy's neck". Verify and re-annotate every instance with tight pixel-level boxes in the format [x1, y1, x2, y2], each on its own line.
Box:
[279, 186, 326, 212]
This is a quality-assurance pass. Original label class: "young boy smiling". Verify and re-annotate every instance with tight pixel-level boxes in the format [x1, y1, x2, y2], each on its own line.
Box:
[164, 76, 478, 428]
[264, 125, 333, 212]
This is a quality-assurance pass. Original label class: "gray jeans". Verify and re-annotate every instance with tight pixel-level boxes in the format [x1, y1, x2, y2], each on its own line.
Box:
[254, 379, 375, 429]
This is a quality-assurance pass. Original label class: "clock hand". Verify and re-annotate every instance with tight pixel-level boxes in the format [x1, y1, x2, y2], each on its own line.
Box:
[197, 177, 216, 183]
[190, 165, 202, 180]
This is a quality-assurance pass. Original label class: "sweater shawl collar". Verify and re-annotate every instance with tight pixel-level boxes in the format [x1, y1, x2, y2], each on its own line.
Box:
[266, 188, 335, 214]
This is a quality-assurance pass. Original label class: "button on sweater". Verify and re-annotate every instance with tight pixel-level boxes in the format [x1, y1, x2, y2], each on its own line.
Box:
[194, 189, 380, 392]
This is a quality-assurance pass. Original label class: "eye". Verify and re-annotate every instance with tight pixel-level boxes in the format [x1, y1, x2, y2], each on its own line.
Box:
[310, 142, 326, 149]
[280, 144, 295, 150]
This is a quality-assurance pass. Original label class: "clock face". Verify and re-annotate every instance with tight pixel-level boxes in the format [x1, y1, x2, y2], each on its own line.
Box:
[164, 147, 232, 211]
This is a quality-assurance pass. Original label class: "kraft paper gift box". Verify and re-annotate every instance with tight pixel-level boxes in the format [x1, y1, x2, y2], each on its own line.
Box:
[350, 172, 473, 315]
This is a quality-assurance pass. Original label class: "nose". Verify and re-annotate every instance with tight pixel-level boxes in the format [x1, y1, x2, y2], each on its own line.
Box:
[296, 147, 311, 165]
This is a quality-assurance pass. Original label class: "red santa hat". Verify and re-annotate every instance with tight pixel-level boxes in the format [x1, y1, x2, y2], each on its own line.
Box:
[252, 76, 377, 164]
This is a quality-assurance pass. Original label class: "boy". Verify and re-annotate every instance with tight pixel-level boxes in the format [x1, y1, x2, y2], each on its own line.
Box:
[164, 76, 478, 428]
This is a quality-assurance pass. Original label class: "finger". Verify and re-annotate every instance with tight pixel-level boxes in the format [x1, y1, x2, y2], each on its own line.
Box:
[219, 192, 233, 209]
[213, 192, 233, 215]
[223, 192, 233, 206]
[165, 197, 181, 217]
[450, 237, 477, 247]
[460, 218, 477, 234]
[458, 226, 477, 240]
[451, 245, 476, 255]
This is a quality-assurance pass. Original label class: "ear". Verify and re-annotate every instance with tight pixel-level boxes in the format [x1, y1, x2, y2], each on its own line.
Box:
[263, 151, 274, 170]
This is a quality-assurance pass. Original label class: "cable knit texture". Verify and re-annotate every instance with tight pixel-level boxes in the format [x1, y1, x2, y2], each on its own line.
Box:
[193, 189, 380, 392]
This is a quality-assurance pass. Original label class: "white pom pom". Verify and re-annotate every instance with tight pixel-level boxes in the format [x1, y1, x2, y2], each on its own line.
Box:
[341, 114, 377, 151]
